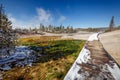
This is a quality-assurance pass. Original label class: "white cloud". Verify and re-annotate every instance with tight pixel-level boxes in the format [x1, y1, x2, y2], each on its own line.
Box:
[7, 8, 53, 29]
[7, 8, 66, 29]
[8, 14, 17, 28]
[8, 11, 44, 29]
[58, 15, 66, 23]
[9, 16, 16, 23]
[8, 14, 37, 29]
[8, 14, 16, 23]
[36, 8, 53, 24]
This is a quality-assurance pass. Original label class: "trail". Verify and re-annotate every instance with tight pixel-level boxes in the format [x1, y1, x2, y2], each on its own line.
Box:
[64, 33, 120, 80]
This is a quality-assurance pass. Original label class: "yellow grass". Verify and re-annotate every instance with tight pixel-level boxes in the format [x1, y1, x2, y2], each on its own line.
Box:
[19, 36, 61, 43]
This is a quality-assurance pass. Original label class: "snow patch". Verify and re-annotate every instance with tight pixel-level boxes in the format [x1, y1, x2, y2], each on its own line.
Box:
[107, 63, 120, 80]
[0, 46, 36, 70]
[88, 33, 99, 41]
[64, 47, 91, 80]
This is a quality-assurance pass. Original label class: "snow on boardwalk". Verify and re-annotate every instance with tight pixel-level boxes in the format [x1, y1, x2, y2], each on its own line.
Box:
[64, 33, 120, 80]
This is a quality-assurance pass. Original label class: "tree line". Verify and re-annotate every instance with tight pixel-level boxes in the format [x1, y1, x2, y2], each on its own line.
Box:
[14, 24, 76, 35]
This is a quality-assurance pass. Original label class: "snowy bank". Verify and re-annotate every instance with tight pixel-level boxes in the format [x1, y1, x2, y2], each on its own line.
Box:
[64, 33, 120, 80]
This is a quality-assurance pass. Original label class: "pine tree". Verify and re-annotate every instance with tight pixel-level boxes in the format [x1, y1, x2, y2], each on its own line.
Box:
[40, 23, 45, 31]
[0, 4, 16, 57]
[48, 24, 52, 32]
[109, 16, 114, 31]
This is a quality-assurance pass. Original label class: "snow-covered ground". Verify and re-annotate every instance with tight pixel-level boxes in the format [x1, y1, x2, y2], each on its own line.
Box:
[88, 33, 99, 41]
[0, 46, 35, 71]
[64, 47, 91, 80]
[64, 33, 120, 80]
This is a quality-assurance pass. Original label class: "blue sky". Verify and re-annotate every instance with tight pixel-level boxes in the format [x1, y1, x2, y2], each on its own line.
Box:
[0, 0, 120, 29]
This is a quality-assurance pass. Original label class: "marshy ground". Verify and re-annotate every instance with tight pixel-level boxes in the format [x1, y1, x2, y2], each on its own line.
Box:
[1, 36, 85, 80]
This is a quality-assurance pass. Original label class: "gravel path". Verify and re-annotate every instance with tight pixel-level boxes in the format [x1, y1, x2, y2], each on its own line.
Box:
[100, 30, 120, 65]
